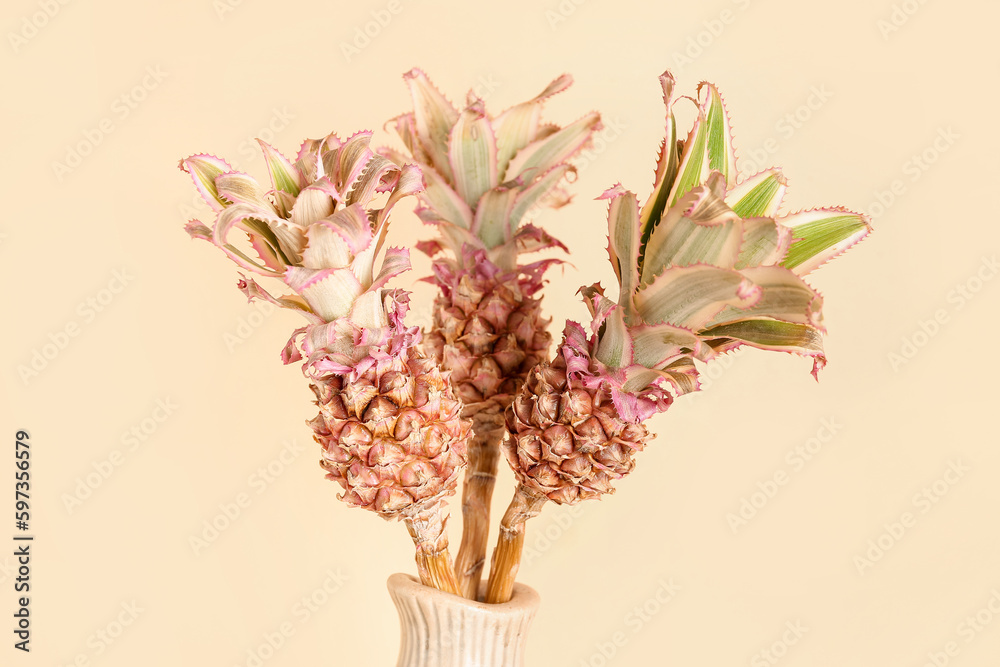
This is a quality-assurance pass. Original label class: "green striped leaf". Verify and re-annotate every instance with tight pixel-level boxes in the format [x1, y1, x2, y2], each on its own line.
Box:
[667, 81, 736, 206]
[726, 169, 787, 218]
[257, 140, 305, 197]
[706, 266, 822, 328]
[630, 323, 700, 369]
[473, 187, 517, 248]
[494, 74, 573, 180]
[504, 111, 600, 184]
[448, 99, 498, 207]
[701, 82, 736, 188]
[595, 306, 632, 369]
[600, 186, 641, 322]
[698, 318, 824, 355]
[404, 68, 459, 182]
[382, 147, 472, 229]
[667, 105, 710, 207]
[734, 217, 791, 269]
[634, 264, 760, 329]
[180, 154, 232, 211]
[638, 72, 679, 255]
[641, 184, 742, 282]
[421, 168, 474, 228]
[777, 208, 872, 275]
[508, 163, 573, 233]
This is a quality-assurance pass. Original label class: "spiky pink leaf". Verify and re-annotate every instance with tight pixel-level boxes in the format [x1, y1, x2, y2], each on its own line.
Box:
[580, 283, 616, 335]
[641, 184, 742, 280]
[415, 239, 443, 257]
[215, 172, 272, 210]
[666, 101, 709, 207]
[370, 246, 411, 290]
[599, 185, 642, 323]
[639, 72, 679, 255]
[472, 186, 517, 248]
[349, 291, 390, 329]
[325, 130, 375, 196]
[375, 162, 425, 230]
[294, 136, 327, 182]
[315, 204, 373, 257]
[257, 139, 306, 197]
[504, 111, 601, 185]
[493, 73, 573, 179]
[629, 323, 701, 369]
[609, 386, 646, 423]
[248, 233, 285, 272]
[301, 220, 353, 270]
[179, 154, 233, 211]
[284, 266, 363, 321]
[448, 98, 498, 207]
[385, 112, 429, 164]
[660, 357, 701, 395]
[404, 68, 459, 182]
[735, 217, 793, 269]
[513, 223, 568, 255]
[508, 163, 575, 234]
[213, 204, 289, 275]
[290, 179, 337, 227]
[237, 274, 318, 320]
[346, 154, 398, 208]
[382, 146, 471, 230]
[697, 318, 826, 374]
[706, 266, 823, 329]
[622, 358, 699, 397]
[185, 220, 212, 241]
[597, 299, 633, 368]
[634, 263, 760, 329]
[281, 327, 306, 364]
[422, 169, 474, 227]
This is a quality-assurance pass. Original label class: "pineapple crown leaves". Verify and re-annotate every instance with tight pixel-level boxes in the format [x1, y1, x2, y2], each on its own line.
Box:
[180, 131, 426, 373]
[282, 288, 420, 383]
[383, 68, 601, 272]
[557, 316, 676, 424]
[587, 70, 871, 392]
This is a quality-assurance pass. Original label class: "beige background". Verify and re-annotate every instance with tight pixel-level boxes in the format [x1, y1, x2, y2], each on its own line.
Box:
[2, 0, 999, 665]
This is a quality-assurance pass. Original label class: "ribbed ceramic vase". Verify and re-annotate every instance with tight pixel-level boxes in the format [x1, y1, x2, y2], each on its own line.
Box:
[387, 574, 540, 667]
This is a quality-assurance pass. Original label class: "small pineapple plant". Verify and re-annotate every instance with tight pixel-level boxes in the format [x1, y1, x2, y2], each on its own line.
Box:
[485, 71, 871, 602]
[180, 68, 869, 612]
[180, 131, 470, 594]
[383, 69, 601, 598]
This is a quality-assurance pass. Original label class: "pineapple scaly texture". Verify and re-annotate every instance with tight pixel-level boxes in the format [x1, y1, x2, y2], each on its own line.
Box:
[180, 132, 470, 594]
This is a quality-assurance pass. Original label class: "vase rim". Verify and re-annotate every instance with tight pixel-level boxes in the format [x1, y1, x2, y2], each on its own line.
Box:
[387, 573, 541, 614]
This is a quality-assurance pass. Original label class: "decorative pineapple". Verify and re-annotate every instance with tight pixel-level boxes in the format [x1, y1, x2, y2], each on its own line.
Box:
[180, 131, 470, 594]
[486, 71, 871, 603]
[384, 69, 601, 598]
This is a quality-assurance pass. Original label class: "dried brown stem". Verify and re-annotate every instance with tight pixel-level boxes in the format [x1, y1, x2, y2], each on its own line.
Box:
[404, 503, 461, 596]
[454, 407, 505, 599]
[485, 483, 548, 604]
